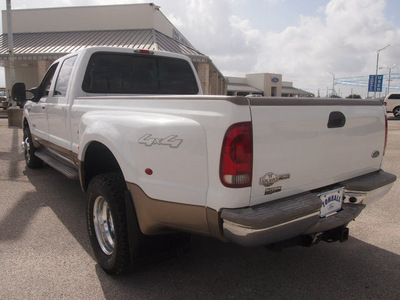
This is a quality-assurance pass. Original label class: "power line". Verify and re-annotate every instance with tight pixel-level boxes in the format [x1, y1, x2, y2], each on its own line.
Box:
[335, 73, 400, 91]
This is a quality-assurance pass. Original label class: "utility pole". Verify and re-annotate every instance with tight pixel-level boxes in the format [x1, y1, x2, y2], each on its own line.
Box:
[374, 44, 390, 99]
[6, 0, 22, 127]
[6, 0, 15, 104]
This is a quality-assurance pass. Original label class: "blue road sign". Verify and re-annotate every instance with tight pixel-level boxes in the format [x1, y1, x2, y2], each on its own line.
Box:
[376, 75, 383, 92]
[369, 75, 375, 92]
[368, 75, 384, 92]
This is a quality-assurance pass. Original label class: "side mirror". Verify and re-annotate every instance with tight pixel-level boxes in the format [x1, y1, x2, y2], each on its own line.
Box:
[11, 82, 27, 103]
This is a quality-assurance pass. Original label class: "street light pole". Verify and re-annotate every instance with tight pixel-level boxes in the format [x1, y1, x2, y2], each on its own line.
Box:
[374, 44, 390, 99]
[380, 64, 397, 96]
[387, 64, 396, 95]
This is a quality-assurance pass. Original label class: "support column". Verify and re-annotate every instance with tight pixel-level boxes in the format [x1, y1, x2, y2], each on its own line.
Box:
[197, 62, 210, 95]
[37, 60, 51, 81]
[210, 70, 218, 95]
[220, 77, 227, 95]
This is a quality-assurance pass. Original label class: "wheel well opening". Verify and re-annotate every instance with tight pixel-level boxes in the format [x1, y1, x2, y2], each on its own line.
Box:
[82, 142, 123, 191]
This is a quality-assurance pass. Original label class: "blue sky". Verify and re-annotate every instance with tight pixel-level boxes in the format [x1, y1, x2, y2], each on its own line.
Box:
[1, 0, 399, 97]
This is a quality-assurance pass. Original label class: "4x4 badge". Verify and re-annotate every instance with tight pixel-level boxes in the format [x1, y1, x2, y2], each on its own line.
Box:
[260, 172, 290, 187]
[138, 134, 183, 148]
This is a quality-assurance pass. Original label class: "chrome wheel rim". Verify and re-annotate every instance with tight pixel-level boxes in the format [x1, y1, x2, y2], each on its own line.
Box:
[24, 137, 31, 163]
[93, 196, 115, 255]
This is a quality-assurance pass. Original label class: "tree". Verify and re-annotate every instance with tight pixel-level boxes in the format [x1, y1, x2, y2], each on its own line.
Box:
[346, 94, 362, 99]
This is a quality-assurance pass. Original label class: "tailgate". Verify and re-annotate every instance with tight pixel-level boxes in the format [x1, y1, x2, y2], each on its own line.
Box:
[249, 98, 386, 205]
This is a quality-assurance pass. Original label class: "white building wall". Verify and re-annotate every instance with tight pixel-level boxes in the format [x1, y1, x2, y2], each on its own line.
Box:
[246, 73, 282, 96]
[4, 61, 40, 96]
[263, 73, 282, 97]
[2, 4, 175, 38]
[227, 77, 247, 84]
[245, 74, 265, 91]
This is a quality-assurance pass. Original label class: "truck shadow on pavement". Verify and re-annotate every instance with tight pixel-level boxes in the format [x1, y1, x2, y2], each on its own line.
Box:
[2, 125, 399, 299]
[96, 234, 400, 299]
[0, 124, 91, 252]
[0, 163, 91, 253]
[23, 167, 91, 249]
[12, 162, 400, 299]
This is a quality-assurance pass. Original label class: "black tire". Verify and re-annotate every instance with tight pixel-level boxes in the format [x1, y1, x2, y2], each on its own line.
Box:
[23, 126, 44, 169]
[87, 173, 136, 275]
[393, 107, 400, 117]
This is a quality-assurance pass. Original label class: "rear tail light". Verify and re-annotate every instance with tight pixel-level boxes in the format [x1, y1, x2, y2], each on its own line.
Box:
[220, 122, 253, 188]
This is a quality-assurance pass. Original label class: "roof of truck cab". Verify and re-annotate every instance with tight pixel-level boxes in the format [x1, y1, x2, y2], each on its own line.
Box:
[0, 29, 209, 64]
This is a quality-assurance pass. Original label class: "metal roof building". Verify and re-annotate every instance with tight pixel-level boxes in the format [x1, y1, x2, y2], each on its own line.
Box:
[0, 29, 207, 62]
[0, 3, 226, 95]
[281, 83, 314, 97]
[227, 74, 314, 97]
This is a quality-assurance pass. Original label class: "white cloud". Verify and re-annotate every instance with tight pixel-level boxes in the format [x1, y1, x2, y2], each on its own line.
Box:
[263, 0, 284, 4]
[170, 0, 400, 95]
[3, 0, 400, 96]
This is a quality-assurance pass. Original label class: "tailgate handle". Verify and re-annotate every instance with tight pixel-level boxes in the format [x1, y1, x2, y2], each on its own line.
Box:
[328, 111, 346, 128]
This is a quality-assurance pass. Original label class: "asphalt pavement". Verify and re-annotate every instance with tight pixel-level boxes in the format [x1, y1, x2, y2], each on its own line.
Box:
[0, 116, 399, 300]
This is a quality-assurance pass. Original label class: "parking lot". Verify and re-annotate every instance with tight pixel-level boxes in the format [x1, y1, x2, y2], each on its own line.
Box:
[0, 114, 399, 300]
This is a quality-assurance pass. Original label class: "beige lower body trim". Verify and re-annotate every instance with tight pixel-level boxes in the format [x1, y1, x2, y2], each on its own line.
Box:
[126, 183, 225, 240]
[31, 133, 79, 164]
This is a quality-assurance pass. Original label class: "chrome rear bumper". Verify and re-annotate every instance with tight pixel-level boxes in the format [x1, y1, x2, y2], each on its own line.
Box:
[221, 170, 396, 247]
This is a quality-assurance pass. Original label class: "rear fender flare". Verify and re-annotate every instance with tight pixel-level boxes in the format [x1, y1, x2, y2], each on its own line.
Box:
[78, 111, 209, 206]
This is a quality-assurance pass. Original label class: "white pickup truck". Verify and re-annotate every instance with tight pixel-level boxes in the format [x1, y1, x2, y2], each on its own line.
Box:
[12, 47, 396, 275]
[384, 92, 400, 117]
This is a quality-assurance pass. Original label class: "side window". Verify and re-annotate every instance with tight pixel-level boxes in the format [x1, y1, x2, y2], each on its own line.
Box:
[37, 63, 58, 100]
[54, 56, 77, 96]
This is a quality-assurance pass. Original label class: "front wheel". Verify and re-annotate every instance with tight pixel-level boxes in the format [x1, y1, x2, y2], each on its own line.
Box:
[393, 107, 400, 117]
[87, 173, 136, 275]
[23, 126, 44, 168]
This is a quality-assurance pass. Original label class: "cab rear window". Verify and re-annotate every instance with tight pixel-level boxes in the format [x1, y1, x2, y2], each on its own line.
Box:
[82, 52, 199, 95]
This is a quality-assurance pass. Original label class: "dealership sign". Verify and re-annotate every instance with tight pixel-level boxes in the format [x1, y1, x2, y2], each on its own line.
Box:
[368, 75, 384, 92]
